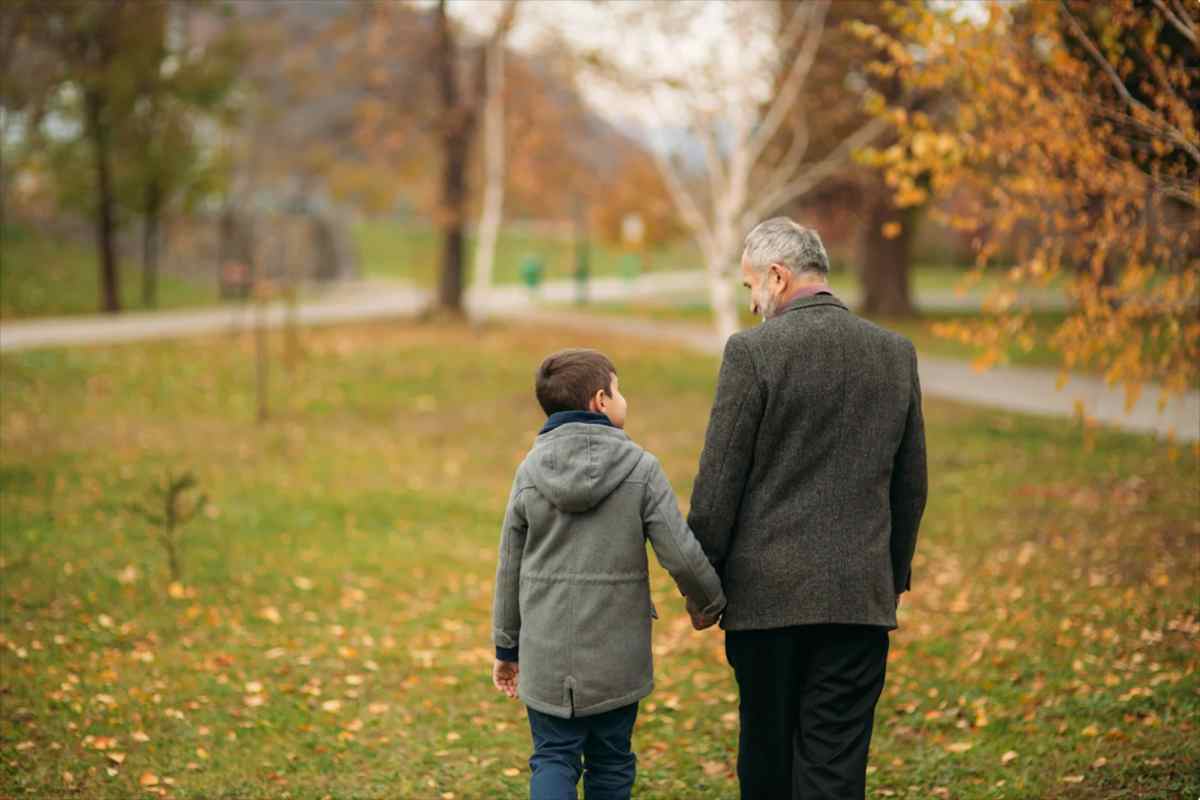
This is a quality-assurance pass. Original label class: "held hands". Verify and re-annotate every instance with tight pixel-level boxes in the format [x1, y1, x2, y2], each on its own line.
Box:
[492, 659, 519, 699]
[686, 596, 721, 631]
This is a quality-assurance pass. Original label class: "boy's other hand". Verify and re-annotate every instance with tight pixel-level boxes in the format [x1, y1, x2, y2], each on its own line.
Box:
[492, 659, 519, 698]
[685, 596, 721, 631]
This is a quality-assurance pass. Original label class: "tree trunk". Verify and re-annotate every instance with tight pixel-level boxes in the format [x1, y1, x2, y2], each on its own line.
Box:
[84, 87, 121, 314]
[437, 152, 468, 314]
[860, 186, 916, 317]
[142, 179, 162, 308]
[703, 216, 742, 344]
[434, 0, 470, 316]
[470, 31, 507, 320]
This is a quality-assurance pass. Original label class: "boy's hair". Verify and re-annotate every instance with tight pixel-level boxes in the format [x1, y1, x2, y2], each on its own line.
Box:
[535, 349, 617, 415]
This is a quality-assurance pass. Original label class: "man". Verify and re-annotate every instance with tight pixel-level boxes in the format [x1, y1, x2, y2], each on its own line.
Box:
[686, 217, 927, 799]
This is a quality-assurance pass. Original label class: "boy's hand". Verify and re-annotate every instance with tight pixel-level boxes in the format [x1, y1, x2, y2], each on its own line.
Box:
[686, 596, 721, 631]
[492, 659, 519, 698]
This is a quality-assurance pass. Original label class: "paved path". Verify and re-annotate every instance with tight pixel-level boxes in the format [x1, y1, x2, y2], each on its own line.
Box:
[0, 271, 1058, 351]
[488, 306, 1200, 443]
[2, 275, 1194, 441]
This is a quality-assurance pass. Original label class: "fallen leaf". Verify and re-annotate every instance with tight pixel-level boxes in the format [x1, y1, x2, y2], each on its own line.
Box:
[140, 772, 160, 787]
[106, 752, 126, 765]
[1001, 750, 1018, 765]
[503, 767, 521, 777]
[945, 742, 973, 753]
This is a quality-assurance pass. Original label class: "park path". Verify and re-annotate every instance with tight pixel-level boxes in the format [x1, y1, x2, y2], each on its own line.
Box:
[483, 304, 1200, 444]
[1, 274, 1194, 441]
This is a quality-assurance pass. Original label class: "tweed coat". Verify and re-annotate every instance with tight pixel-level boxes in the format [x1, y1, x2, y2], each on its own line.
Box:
[687, 292, 927, 631]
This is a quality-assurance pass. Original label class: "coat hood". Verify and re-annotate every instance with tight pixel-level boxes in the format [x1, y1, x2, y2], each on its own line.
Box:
[525, 423, 645, 513]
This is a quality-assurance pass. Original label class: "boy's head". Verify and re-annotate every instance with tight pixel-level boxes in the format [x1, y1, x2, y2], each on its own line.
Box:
[535, 349, 627, 429]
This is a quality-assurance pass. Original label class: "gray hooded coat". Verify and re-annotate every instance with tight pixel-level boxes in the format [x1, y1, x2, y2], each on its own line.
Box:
[492, 421, 726, 718]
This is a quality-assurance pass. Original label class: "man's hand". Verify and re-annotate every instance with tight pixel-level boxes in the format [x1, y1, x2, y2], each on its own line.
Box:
[492, 659, 519, 699]
[686, 596, 721, 631]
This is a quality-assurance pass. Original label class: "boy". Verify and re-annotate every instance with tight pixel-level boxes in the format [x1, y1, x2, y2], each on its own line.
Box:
[491, 348, 726, 800]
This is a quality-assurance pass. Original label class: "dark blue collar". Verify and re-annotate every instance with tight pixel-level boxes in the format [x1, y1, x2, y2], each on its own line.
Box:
[539, 410, 615, 435]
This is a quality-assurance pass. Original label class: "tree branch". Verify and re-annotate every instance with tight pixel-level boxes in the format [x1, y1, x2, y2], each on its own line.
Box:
[650, 143, 714, 253]
[743, 0, 829, 170]
[1153, 0, 1196, 45]
[741, 115, 889, 229]
[696, 113, 727, 218]
[1060, 0, 1200, 164]
[752, 110, 810, 210]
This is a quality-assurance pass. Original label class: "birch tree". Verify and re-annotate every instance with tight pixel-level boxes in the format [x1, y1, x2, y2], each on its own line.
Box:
[469, 1, 518, 320]
[428, 0, 517, 316]
[588, 0, 888, 341]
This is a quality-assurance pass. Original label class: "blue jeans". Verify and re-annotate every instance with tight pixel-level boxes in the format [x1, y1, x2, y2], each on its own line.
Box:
[527, 703, 639, 800]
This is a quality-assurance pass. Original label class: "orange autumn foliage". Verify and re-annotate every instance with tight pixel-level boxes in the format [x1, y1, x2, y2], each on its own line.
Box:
[860, 0, 1199, 409]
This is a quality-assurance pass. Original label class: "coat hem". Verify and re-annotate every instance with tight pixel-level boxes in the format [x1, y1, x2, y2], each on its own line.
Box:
[520, 680, 653, 720]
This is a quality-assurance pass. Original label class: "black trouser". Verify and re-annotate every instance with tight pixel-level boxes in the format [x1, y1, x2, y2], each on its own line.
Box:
[724, 624, 890, 800]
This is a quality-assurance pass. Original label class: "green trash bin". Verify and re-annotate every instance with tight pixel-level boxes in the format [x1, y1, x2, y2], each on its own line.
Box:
[520, 255, 545, 292]
[620, 252, 642, 283]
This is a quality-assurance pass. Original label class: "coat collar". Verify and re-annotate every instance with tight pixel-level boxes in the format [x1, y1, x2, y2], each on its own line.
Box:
[539, 410, 616, 435]
[779, 292, 848, 315]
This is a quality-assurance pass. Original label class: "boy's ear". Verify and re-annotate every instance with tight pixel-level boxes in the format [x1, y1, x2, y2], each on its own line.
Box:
[588, 388, 606, 413]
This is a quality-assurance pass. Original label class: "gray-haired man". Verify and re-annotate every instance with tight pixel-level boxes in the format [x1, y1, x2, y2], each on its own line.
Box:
[687, 217, 927, 799]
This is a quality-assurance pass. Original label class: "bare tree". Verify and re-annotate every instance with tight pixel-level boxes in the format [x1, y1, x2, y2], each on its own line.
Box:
[431, 0, 518, 316]
[470, 0, 519, 320]
[586, 0, 887, 341]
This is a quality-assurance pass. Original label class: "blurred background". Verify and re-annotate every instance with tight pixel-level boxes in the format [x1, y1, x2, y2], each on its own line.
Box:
[0, 1, 1197, 798]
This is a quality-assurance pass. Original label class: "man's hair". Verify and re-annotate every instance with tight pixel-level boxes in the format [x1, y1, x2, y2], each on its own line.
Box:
[535, 349, 617, 415]
[743, 216, 830, 276]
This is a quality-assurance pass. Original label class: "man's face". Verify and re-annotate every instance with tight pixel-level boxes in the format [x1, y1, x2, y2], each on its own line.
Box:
[741, 255, 783, 322]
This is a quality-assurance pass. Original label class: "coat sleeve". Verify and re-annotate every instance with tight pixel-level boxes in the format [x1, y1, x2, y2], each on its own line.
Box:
[643, 456, 727, 616]
[686, 334, 765, 572]
[491, 476, 528, 660]
[890, 344, 928, 594]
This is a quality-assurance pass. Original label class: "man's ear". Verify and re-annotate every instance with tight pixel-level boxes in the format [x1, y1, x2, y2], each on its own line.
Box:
[770, 263, 789, 287]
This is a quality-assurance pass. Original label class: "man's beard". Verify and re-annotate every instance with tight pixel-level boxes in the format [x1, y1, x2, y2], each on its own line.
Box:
[754, 284, 780, 322]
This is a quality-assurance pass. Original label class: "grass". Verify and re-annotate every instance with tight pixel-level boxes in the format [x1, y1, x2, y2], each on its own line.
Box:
[3, 218, 1012, 321]
[356, 221, 700, 287]
[1, 318, 1197, 798]
[0, 226, 216, 320]
[355, 221, 1007, 295]
[557, 299, 1093, 373]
